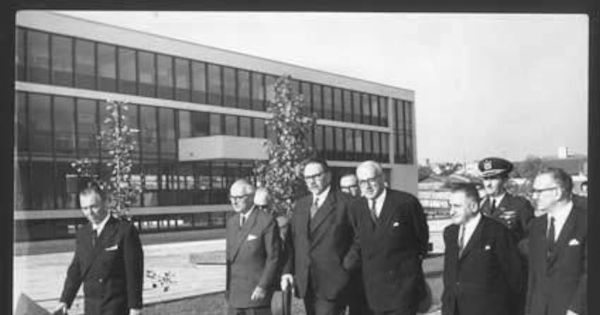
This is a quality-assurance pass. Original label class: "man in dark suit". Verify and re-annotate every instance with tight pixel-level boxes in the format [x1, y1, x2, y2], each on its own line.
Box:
[281, 158, 355, 315]
[339, 173, 372, 315]
[526, 168, 586, 315]
[226, 179, 281, 315]
[349, 160, 429, 315]
[442, 183, 524, 315]
[53, 182, 143, 315]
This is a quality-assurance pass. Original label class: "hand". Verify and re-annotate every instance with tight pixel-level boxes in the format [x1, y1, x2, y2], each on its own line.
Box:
[129, 308, 142, 315]
[52, 302, 67, 315]
[566, 310, 579, 315]
[281, 274, 294, 291]
[250, 286, 266, 301]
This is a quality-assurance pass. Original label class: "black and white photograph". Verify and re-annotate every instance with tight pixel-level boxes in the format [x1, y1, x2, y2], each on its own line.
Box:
[13, 10, 588, 315]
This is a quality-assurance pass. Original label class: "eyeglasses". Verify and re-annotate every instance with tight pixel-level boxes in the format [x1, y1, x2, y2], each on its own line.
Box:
[530, 186, 559, 196]
[229, 194, 252, 202]
[304, 171, 326, 182]
[340, 184, 358, 189]
[358, 176, 380, 187]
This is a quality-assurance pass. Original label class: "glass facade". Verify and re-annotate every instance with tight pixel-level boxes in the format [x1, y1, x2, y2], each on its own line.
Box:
[15, 25, 415, 241]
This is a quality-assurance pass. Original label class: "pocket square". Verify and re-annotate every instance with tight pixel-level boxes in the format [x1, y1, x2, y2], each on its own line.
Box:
[393, 222, 400, 227]
[105, 245, 119, 251]
[247, 234, 258, 241]
[568, 239, 580, 246]
[484, 245, 491, 251]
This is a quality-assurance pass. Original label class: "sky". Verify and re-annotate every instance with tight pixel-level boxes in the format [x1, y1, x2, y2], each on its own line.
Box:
[56, 11, 589, 164]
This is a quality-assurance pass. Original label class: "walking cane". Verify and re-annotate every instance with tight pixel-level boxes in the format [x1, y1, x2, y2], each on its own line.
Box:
[282, 284, 292, 315]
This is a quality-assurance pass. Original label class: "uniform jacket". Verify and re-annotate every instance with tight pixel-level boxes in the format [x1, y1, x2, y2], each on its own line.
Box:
[283, 190, 355, 300]
[226, 208, 281, 308]
[347, 189, 429, 312]
[441, 216, 524, 315]
[481, 193, 534, 241]
[526, 204, 587, 315]
[60, 216, 144, 315]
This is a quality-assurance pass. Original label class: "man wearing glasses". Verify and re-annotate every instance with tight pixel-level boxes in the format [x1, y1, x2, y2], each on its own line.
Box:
[525, 168, 586, 315]
[339, 173, 361, 198]
[226, 180, 281, 315]
[349, 160, 429, 315]
[281, 158, 356, 315]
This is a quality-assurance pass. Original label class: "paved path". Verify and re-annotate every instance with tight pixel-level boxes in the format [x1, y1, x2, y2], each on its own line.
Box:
[14, 218, 452, 314]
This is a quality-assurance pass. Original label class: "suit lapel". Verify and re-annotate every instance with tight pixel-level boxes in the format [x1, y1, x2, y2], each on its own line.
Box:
[481, 198, 492, 217]
[80, 216, 118, 277]
[226, 214, 239, 261]
[309, 192, 336, 237]
[373, 190, 394, 240]
[231, 208, 258, 262]
[547, 208, 578, 269]
[459, 217, 484, 260]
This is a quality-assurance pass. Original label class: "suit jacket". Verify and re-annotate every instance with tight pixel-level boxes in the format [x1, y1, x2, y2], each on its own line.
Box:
[441, 216, 524, 315]
[60, 216, 144, 315]
[526, 204, 587, 315]
[481, 193, 534, 241]
[283, 190, 355, 300]
[348, 189, 429, 312]
[226, 208, 281, 308]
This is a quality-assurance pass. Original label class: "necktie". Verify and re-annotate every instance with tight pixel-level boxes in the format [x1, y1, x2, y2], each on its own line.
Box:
[458, 225, 466, 256]
[240, 215, 246, 228]
[310, 197, 319, 219]
[547, 217, 556, 254]
[369, 200, 377, 222]
[92, 229, 98, 247]
[490, 199, 497, 215]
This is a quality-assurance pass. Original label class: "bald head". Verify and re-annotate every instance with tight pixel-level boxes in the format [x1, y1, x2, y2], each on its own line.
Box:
[229, 179, 256, 213]
[254, 187, 270, 207]
[356, 160, 385, 200]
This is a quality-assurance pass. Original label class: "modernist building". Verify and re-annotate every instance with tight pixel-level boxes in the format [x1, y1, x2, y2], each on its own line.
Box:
[15, 11, 417, 241]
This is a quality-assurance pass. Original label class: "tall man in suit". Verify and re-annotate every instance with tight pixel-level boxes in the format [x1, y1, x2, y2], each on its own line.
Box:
[526, 168, 586, 315]
[53, 182, 144, 315]
[442, 183, 523, 315]
[281, 158, 356, 315]
[350, 160, 429, 315]
[226, 179, 281, 315]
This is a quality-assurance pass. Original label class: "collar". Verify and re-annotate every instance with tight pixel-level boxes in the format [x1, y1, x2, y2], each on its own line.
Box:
[373, 188, 387, 207]
[93, 213, 111, 235]
[313, 185, 331, 204]
[241, 206, 256, 220]
[491, 192, 506, 205]
[464, 212, 482, 231]
[548, 200, 573, 222]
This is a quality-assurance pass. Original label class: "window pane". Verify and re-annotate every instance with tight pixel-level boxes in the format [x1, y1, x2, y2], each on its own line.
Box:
[192, 61, 207, 103]
[124, 104, 140, 159]
[344, 128, 354, 159]
[238, 70, 251, 109]
[352, 91, 361, 123]
[323, 86, 333, 120]
[315, 125, 324, 158]
[364, 131, 372, 160]
[333, 88, 343, 121]
[324, 126, 334, 160]
[174, 58, 190, 102]
[140, 106, 158, 159]
[54, 96, 76, 157]
[16, 92, 28, 152]
[382, 133, 390, 163]
[240, 116, 251, 137]
[342, 90, 352, 122]
[396, 100, 405, 132]
[253, 118, 265, 138]
[223, 67, 236, 108]
[300, 82, 314, 112]
[74, 39, 95, 89]
[207, 64, 222, 105]
[362, 94, 371, 125]
[16, 28, 26, 80]
[30, 161, 55, 210]
[51, 35, 73, 86]
[191, 111, 210, 137]
[372, 131, 381, 160]
[371, 95, 379, 126]
[159, 107, 176, 159]
[312, 84, 323, 119]
[157, 54, 174, 99]
[56, 161, 78, 209]
[77, 98, 99, 157]
[209, 113, 222, 135]
[27, 30, 50, 83]
[251, 72, 265, 111]
[265, 75, 277, 106]
[98, 43, 116, 92]
[335, 127, 344, 160]
[380, 96, 388, 126]
[29, 94, 52, 155]
[138, 51, 156, 97]
[354, 130, 363, 158]
[15, 159, 30, 210]
[179, 110, 191, 138]
[118, 47, 136, 94]
[290, 79, 300, 95]
[225, 115, 238, 136]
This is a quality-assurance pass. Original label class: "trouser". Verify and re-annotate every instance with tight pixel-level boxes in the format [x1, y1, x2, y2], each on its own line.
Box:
[303, 278, 345, 315]
[228, 305, 272, 315]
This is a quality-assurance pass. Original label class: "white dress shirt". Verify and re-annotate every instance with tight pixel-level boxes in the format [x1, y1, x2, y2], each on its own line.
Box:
[368, 189, 387, 218]
[547, 201, 573, 242]
[460, 212, 482, 249]
[312, 186, 331, 209]
[92, 213, 111, 236]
